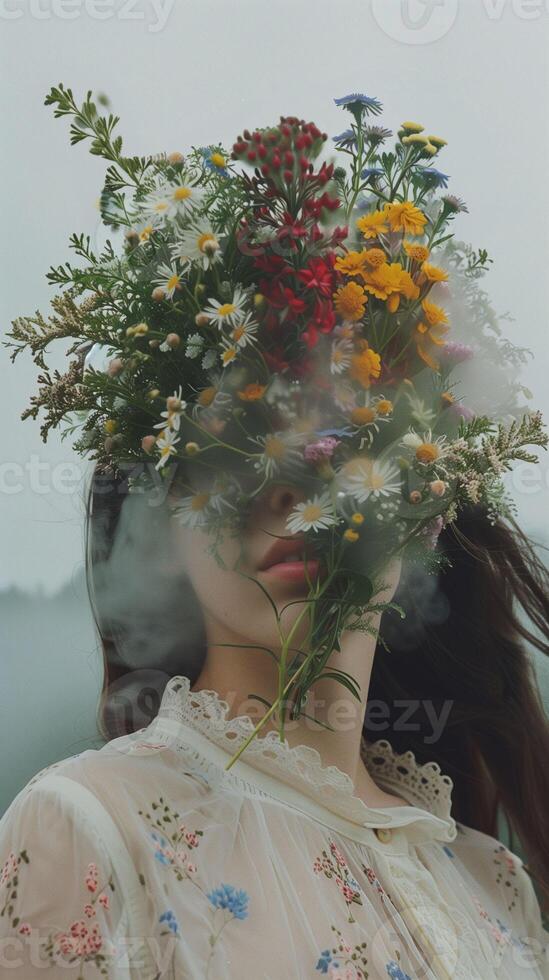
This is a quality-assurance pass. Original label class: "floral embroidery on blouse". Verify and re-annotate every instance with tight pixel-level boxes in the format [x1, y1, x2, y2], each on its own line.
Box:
[313, 839, 363, 923]
[138, 797, 250, 978]
[493, 844, 520, 911]
[1, 850, 115, 976]
[315, 923, 369, 977]
[472, 894, 526, 957]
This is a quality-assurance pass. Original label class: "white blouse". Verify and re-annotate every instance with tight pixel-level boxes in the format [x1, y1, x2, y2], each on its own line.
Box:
[0, 674, 547, 979]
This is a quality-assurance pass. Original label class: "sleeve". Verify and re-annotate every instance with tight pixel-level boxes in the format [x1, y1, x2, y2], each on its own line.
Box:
[512, 858, 549, 962]
[0, 771, 130, 978]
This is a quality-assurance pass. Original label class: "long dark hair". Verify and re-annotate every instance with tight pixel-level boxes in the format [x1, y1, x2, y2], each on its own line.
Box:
[85, 463, 549, 908]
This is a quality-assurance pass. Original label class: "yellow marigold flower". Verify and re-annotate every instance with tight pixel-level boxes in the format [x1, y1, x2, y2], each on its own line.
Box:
[333, 282, 367, 322]
[335, 251, 370, 277]
[351, 512, 364, 525]
[197, 385, 217, 407]
[427, 135, 447, 148]
[420, 299, 449, 326]
[350, 406, 377, 425]
[104, 419, 118, 435]
[344, 528, 360, 543]
[403, 241, 430, 263]
[237, 383, 267, 402]
[360, 261, 400, 300]
[349, 347, 382, 389]
[401, 121, 424, 133]
[356, 210, 389, 240]
[376, 399, 393, 415]
[361, 248, 387, 269]
[384, 202, 428, 236]
[421, 262, 449, 283]
[414, 321, 450, 370]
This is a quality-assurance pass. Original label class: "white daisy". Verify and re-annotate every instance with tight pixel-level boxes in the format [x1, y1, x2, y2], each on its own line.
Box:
[172, 491, 212, 528]
[171, 223, 222, 270]
[401, 429, 450, 464]
[286, 492, 339, 534]
[249, 431, 305, 479]
[153, 386, 187, 432]
[336, 458, 401, 503]
[220, 344, 239, 368]
[142, 181, 204, 222]
[330, 338, 353, 375]
[202, 286, 248, 329]
[229, 312, 259, 349]
[154, 263, 183, 300]
[154, 428, 180, 470]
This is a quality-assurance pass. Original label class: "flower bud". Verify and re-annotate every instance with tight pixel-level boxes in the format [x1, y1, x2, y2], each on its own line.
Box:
[165, 333, 181, 349]
[141, 435, 156, 454]
[195, 312, 210, 328]
[185, 442, 199, 456]
[107, 358, 124, 377]
[430, 480, 446, 497]
[409, 490, 422, 504]
[152, 286, 166, 301]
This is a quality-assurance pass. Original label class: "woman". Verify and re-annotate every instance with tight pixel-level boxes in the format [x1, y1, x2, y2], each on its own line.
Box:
[0, 459, 548, 980]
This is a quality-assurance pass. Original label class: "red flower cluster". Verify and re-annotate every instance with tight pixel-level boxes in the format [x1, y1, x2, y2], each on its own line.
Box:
[232, 115, 328, 183]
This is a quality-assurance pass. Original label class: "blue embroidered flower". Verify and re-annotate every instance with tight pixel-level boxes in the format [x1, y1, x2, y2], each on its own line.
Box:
[316, 949, 338, 973]
[207, 883, 249, 920]
[159, 909, 180, 936]
[149, 831, 171, 865]
[334, 93, 383, 116]
[386, 962, 412, 980]
[332, 129, 357, 150]
[442, 845, 455, 858]
[199, 146, 230, 177]
[421, 167, 450, 189]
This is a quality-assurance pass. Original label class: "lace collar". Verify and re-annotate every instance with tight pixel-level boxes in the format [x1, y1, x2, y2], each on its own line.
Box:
[152, 675, 457, 844]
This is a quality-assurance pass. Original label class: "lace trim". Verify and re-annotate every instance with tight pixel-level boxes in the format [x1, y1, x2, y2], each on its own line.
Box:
[157, 675, 455, 834]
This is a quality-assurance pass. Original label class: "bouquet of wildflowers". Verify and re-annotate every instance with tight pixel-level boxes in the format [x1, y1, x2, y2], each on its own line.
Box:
[5, 86, 546, 764]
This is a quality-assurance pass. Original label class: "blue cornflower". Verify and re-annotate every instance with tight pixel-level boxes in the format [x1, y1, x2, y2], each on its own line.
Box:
[422, 167, 450, 189]
[207, 883, 249, 920]
[334, 93, 383, 116]
[386, 962, 412, 980]
[442, 845, 455, 858]
[361, 167, 384, 183]
[199, 146, 230, 177]
[332, 129, 357, 149]
[316, 949, 337, 973]
[159, 910, 180, 936]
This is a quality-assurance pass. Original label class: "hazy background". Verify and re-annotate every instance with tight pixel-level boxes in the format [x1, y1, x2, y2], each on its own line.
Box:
[1, 0, 548, 815]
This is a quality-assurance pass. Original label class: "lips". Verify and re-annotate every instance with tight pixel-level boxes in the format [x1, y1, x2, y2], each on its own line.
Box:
[257, 535, 322, 585]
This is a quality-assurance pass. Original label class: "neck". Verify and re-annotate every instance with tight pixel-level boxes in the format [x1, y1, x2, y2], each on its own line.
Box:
[189, 608, 406, 808]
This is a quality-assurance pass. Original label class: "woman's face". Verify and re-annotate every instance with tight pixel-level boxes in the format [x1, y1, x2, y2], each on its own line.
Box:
[170, 478, 319, 653]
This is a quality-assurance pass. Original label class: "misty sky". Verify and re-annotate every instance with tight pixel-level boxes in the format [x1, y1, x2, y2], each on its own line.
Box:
[1, 0, 548, 594]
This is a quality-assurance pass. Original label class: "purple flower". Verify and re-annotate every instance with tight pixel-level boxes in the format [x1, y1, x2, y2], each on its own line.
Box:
[332, 129, 357, 149]
[440, 341, 474, 365]
[449, 402, 475, 423]
[334, 93, 383, 116]
[422, 167, 451, 189]
[304, 437, 340, 463]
